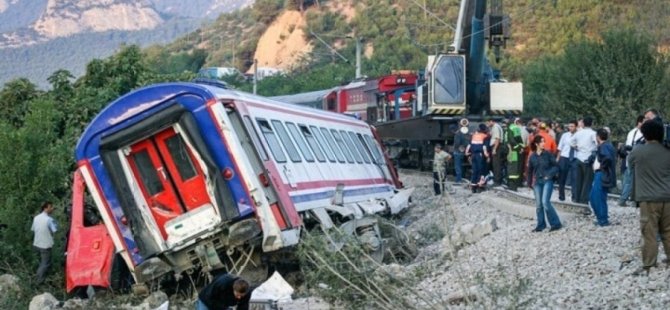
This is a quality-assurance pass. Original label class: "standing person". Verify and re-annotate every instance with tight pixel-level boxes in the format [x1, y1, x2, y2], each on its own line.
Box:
[644, 108, 662, 122]
[570, 116, 597, 204]
[486, 118, 504, 186]
[537, 122, 557, 154]
[505, 117, 524, 191]
[466, 124, 489, 192]
[589, 129, 617, 226]
[618, 115, 644, 206]
[197, 274, 253, 310]
[628, 120, 670, 276]
[527, 135, 562, 232]
[452, 118, 471, 183]
[554, 122, 564, 146]
[517, 118, 529, 147]
[432, 144, 452, 195]
[32, 201, 58, 285]
[556, 120, 577, 201]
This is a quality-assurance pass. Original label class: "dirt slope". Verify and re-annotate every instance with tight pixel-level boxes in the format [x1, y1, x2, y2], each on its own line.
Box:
[252, 10, 312, 72]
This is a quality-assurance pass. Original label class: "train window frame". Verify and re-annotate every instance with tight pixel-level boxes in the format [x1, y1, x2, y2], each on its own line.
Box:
[271, 120, 302, 163]
[130, 149, 165, 196]
[340, 130, 363, 164]
[286, 122, 315, 162]
[256, 118, 287, 163]
[311, 125, 336, 162]
[330, 129, 354, 163]
[351, 132, 372, 164]
[320, 127, 346, 163]
[164, 134, 198, 181]
[298, 124, 326, 162]
[244, 116, 268, 161]
[363, 134, 384, 164]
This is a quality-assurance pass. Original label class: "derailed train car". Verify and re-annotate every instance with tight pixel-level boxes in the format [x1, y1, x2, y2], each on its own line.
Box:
[65, 81, 413, 293]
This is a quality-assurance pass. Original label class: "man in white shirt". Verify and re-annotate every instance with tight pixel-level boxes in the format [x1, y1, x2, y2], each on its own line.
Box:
[32, 201, 58, 284]
[618, 115, 644, 206]
[570, 116, 597, 204]
[556, 120, 577, 201]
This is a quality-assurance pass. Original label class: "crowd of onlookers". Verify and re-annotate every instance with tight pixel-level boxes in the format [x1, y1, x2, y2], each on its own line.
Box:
[432, 109, 670, 275]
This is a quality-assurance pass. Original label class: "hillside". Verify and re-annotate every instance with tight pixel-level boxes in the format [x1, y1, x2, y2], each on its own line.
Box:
[156, 0, 670, 85]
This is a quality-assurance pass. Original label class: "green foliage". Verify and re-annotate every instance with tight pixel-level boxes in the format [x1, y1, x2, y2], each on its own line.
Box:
[247, 63, 355, 96]
[145, 49, 207, 74]
[251, 0, 285, 24]
[0, 96, 70, 271]
[524, 28, 670, 138]
[0, 78, 42, 128]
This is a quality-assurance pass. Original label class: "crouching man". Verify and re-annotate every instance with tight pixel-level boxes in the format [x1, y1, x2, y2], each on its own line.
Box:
[197, 274, 252, 310]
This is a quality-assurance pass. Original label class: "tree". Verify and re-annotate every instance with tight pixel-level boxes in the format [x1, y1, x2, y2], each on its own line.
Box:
[252, 0, 284, 24]
[47, 69, 75, 103]
[0, 78, 41, 128]
[0, 95, 69, 271]
[523, 28, 670, 138]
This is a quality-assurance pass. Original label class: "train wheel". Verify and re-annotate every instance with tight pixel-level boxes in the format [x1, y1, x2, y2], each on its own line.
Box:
[356, 223, 385, 263]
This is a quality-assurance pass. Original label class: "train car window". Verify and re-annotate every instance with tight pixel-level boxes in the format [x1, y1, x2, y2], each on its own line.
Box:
[164, 135, 197, 180]
[298, 125, 326, 162]
[320, 127, 346, 163]
[256, 119, 287, 163]
[340, 130, 363, 163]
[286, 122, 315, 162]
[244, 116, 268, 161]
[330, 129, 354, 163]
[351, 132, 372, 164]
[271, 120, 302, 163]
[311, 126, 336, 162]
[131, 150, 164, 195]
[363, 134, 384, 164]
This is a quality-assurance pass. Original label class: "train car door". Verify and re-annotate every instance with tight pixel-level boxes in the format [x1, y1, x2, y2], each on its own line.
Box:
[126, 127, 210, 239]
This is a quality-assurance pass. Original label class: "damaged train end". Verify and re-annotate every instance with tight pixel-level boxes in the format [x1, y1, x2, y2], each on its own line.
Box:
[65, 82, 412, 293]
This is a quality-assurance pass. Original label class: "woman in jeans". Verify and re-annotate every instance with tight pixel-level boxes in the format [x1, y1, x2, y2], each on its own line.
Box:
[527, 135, 562, 232]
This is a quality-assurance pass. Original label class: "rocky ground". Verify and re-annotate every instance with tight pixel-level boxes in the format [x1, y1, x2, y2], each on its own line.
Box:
[399, 173, 670, 309]
[4, 172, 668, 309]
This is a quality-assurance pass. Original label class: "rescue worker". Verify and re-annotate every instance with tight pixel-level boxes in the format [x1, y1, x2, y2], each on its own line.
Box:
[505, 118, 525, 191]
[466, 124, 489, 193]
[537, 122, 558, 155]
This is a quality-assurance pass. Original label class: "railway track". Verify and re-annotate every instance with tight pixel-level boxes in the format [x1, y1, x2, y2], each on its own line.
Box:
[398, 168, 625, 216]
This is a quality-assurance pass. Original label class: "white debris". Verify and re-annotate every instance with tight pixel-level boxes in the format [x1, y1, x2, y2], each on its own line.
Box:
[29, 293, 59, 310]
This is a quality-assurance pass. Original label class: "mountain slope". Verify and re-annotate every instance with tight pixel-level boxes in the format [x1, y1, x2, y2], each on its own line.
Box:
[0, 0, 252, 88]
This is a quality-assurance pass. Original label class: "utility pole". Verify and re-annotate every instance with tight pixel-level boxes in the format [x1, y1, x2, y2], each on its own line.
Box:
[253, 59, 258, 95]
[355, 37, 362, 79]
[232, 36, 236, 67]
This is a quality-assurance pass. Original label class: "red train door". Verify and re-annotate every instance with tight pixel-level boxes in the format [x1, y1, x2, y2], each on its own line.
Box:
[126, 127, 210, 239]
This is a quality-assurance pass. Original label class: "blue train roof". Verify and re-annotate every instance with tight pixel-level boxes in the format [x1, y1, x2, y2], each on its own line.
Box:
[76, 82, 369, 161]
[76, 83, 219, 161]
